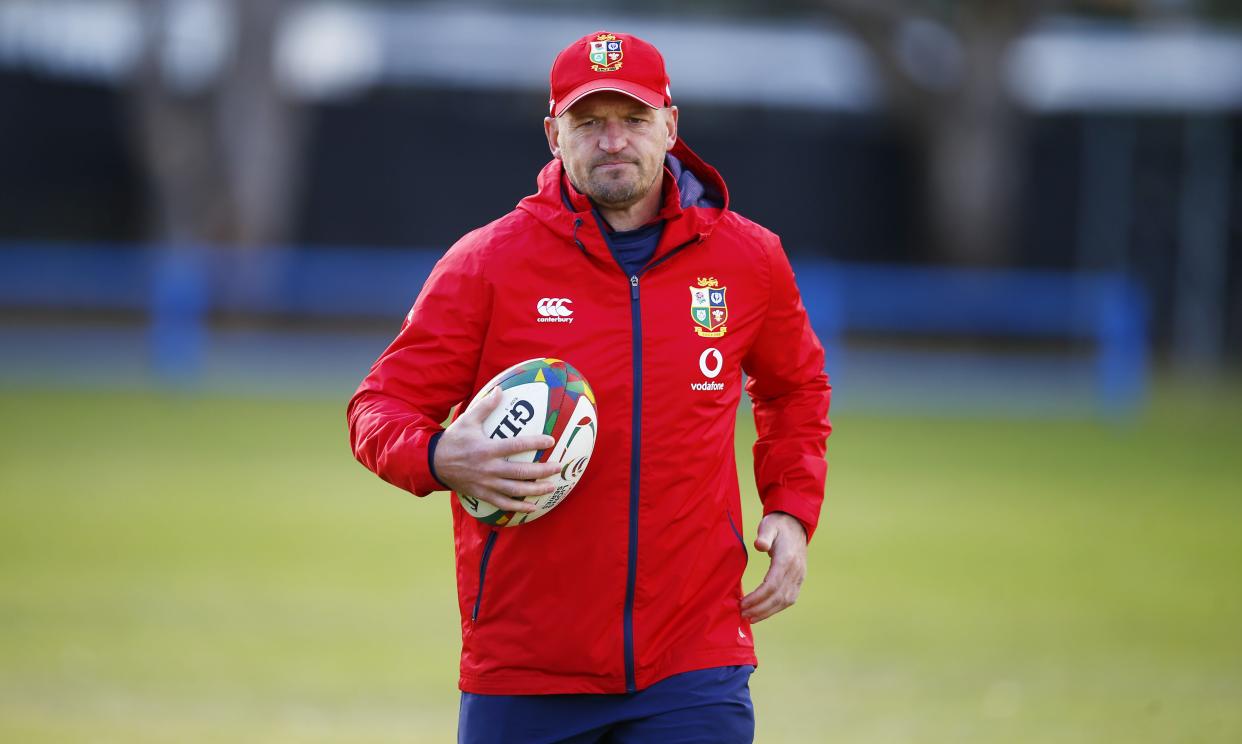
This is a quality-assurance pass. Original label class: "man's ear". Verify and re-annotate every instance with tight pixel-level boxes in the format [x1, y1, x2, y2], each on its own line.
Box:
[664, 106, 679, 149]
[544, 117, 561, 159]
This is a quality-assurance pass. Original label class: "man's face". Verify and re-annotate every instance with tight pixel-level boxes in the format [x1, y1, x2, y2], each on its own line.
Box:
[545, 92, 678, 211]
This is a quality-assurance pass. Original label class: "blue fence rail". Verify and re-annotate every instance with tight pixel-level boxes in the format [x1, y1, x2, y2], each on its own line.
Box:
[797, 262, 1149, 413]
[0, 243, 1148, 413]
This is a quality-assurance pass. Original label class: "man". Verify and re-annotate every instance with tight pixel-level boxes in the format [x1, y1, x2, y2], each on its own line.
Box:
[349, 30, 831, 743]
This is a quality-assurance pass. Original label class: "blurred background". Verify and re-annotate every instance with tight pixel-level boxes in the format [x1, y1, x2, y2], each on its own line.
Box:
[0, 1, 1239, 742]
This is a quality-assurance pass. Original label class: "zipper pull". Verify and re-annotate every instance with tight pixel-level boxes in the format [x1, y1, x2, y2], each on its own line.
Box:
[629, 275, 639, 300]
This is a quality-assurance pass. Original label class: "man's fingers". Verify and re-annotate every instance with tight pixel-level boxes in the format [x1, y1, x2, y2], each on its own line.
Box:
[741, 572, 799, 622]
[742, 593, 788, 623]
[741, 549, 804, 622]
[741, 586, 783, 622]
[484, 475, 557, 501]
[461, 459, 558, 509]
[493, 460, 562, 481]
[489, 434, 556, 458]
[469, 487, 540, 514]
[741, 563, 785, 611]
[740, 581, 774, 612]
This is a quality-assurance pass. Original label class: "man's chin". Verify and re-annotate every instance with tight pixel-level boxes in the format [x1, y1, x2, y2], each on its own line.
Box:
[587, 185, 643, 209]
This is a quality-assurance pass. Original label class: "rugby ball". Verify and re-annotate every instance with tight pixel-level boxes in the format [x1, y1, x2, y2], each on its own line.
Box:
[457, 358, 598, 527]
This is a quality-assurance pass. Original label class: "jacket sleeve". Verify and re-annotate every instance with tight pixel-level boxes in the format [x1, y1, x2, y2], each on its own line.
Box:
[346, 242, 492, 497]
[741, 240, 832, 542]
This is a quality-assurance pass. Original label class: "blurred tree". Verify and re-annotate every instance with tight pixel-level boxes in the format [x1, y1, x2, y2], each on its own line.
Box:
[816, 0, 1072, 265]
[1201, 0, 1242, 22]
[814, 0, 1238, 266]
[128, 0, 304, 248]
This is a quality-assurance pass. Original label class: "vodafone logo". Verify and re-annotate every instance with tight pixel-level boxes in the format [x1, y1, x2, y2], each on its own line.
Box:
[536, 297, 574, 324]
[692, 347, 725, 392]
[699, 348, 723, 378]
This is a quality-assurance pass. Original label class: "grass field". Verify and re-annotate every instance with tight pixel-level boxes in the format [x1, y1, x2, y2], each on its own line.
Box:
[1, 384, 1240, 743]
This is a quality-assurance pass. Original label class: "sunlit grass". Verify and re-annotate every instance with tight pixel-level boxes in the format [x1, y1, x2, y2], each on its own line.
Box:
[1, 384, 1239, 742]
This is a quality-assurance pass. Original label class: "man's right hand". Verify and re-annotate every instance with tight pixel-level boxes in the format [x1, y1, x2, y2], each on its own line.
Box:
[433, 388, 561, 514]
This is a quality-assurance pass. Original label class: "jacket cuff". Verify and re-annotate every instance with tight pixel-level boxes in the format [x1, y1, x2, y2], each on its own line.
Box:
[761, 487, 820, 543]
[426, 430, 449, 491]
[403, 426, 448, 496]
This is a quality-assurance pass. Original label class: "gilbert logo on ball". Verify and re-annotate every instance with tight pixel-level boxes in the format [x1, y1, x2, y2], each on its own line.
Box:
[459, 358, 597, 527]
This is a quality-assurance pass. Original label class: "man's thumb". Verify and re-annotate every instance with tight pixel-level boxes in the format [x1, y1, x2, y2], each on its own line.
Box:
[754, 518, 776, 553]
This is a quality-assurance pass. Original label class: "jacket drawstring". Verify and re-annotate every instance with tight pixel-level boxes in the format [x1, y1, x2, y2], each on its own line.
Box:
[572, 218, 586, 254]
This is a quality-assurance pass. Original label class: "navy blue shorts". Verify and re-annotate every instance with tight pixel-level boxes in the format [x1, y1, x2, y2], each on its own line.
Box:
[458, 665, 755, 744]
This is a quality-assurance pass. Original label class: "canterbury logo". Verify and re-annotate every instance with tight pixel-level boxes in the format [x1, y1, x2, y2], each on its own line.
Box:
[536, 298, 574, 323]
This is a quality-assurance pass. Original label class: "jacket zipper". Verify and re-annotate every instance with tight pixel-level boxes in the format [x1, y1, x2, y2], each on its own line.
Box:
[471, 530, 499, 623]
[618, 238, 699, 693]
[623, 272, 641, 692]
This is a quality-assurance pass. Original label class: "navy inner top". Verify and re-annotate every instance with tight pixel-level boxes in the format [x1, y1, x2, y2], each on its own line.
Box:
[595, 210, 665, 277]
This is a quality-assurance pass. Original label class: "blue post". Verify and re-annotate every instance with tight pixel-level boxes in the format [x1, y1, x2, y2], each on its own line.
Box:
[149, 247, 208, 384]
[1095, 276, 1148, 417]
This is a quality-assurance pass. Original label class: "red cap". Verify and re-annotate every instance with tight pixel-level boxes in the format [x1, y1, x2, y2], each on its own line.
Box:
[549, 31, 672, 117]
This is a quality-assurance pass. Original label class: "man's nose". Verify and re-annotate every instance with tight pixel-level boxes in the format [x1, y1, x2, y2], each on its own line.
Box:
[597, 121, 627, 152]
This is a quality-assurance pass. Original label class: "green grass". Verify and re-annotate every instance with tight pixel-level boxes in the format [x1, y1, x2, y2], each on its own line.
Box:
[1, 385, 1240, 743]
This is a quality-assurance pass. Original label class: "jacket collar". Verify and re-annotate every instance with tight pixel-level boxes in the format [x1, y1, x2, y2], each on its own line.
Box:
[518, 139, 729, 267]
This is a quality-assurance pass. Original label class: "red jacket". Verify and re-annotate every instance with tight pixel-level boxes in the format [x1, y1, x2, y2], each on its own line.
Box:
[348, 139, 831, 695]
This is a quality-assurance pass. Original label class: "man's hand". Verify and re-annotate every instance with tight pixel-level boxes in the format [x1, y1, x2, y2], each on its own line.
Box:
[740, 512, 808, 623]
[433, 388, 561, 514]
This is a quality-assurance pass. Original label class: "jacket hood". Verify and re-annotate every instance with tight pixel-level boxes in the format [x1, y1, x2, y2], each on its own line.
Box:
[517, 138, 730, 264]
